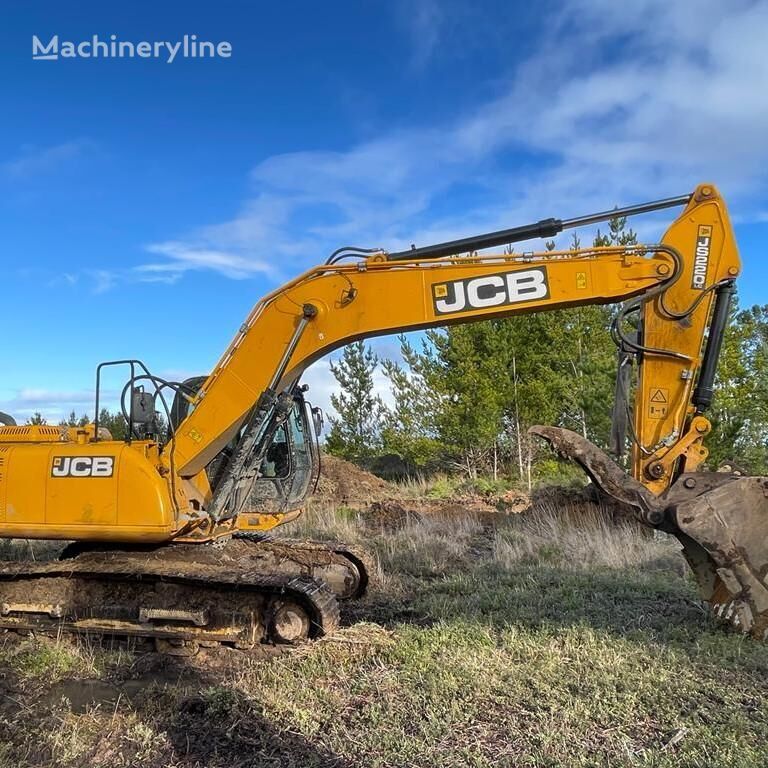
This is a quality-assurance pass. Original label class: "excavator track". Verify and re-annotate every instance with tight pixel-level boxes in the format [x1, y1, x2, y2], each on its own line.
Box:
[0, 547, 340, 654]
[0, 536, 373, 653]
[233, 535, 376, 600]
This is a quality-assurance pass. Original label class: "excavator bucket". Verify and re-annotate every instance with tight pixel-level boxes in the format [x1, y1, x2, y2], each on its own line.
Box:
[530, 426, 768, 640]
[672, 476, 768, 639]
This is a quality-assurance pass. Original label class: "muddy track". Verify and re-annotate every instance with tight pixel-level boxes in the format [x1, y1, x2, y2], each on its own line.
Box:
[0, 536, 374, 653]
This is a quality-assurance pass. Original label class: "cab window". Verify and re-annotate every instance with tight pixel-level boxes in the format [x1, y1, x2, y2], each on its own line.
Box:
[260, 423, 290, 478]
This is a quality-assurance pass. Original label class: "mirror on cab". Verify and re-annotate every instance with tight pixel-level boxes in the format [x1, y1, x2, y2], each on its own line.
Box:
[311, 406, 324, 437]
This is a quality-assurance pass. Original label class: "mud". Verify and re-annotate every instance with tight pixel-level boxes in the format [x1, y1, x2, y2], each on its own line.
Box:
[0, 549, 341, 648]
[314, 454, 392, 505]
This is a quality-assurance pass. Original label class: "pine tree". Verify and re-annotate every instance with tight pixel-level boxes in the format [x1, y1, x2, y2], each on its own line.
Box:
[593, 214, 637, 247]
[381, 335, 442, 469]
[420, 322, 510, 478]
[60, 410, 90, 428]
[707, 303, 768, 472]
[98, 408, 128, 440]
[384, 216, 638, 482]
[325, 341, 386, 461]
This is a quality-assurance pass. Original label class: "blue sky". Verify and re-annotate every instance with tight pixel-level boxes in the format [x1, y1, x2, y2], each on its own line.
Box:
[2, 0, 768, 422]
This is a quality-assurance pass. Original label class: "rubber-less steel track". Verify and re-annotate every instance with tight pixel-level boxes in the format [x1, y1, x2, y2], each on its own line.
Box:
[0, 548, 340, 653]
[234, 535, 375, 600]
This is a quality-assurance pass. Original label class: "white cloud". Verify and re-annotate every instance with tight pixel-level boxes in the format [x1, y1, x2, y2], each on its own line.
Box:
[0, 388, 97, 423]
[397, 0, 444, 70]
[90, 269, 118, 294]
[1, 140, 93, 179]
[141, 241, 274, 280]
[144, 0, 768, 283]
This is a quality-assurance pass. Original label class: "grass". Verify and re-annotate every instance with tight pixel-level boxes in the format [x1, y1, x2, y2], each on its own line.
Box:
[0, 496, 766, 767]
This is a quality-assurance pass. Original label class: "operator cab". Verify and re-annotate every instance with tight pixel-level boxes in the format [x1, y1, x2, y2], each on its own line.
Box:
[165, 374, 322, 514]
[249, 393, 322, 514]
[92, 361, 324, 517]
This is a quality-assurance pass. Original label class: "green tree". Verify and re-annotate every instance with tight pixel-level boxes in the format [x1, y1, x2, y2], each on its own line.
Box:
[593, 214, 638, 247]
[98, 408, 128, 440]
[60, 410, 90, 428]
[377, 218, 638, 483]
[26, 412, 46, 425]
[707, 304, 768, 472]
[326, 341, 386, 461]
[381, 335, 443, 469]
[420, 322, 511, 478]
[497, 312, 574, 485]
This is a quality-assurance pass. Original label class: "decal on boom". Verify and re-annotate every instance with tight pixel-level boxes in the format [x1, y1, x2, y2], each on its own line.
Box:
[432, 267, 550, 316]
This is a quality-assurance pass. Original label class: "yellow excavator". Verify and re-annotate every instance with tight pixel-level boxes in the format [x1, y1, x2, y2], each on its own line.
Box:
[0, 182, 765, 651]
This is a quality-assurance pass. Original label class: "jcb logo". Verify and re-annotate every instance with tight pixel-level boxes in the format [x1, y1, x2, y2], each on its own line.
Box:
[692, 225, 712, 290]
[51, 456, 114, 478]
[432, 267, 549, 316]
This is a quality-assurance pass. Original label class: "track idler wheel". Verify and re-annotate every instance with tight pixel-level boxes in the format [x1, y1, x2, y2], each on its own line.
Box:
[268, 599, 311, 644]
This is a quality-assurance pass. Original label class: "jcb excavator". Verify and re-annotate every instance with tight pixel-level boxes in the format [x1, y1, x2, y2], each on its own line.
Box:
[0, 183, 765, 652]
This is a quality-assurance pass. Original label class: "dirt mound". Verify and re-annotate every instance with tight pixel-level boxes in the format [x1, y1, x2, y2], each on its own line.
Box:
[315, 454, 394, 506]
[362, 500, 422, 530]
[408, 497, 508, 526]
[312, 456, 615, 532]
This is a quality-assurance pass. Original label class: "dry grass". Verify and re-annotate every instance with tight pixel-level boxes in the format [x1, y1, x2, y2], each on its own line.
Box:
[290, 501, 365, 542]
[294, 493, 679, 577]
[492, 498, 681, 572]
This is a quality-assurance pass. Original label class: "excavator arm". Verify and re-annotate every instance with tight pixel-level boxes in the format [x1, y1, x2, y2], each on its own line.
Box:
[170, 185, 737, 508]
[171, 244, 675, 498]
[169, 243, 667, 477]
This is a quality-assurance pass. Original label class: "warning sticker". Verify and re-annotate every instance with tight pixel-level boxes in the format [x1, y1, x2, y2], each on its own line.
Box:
[576, 272, 587, 289]
[648, 388, 669, 419]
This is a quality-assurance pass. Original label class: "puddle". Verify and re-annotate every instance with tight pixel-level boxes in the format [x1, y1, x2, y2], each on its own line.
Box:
[43, 677, 158, 713]
[45, 679, 121, 713]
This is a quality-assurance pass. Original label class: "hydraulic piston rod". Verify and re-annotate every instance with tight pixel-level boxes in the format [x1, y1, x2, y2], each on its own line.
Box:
[387, 194, 692, 261]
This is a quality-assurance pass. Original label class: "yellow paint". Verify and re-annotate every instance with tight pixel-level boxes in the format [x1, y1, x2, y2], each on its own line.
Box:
[632, 185, 741, 491]
[0, 440, 175, 541]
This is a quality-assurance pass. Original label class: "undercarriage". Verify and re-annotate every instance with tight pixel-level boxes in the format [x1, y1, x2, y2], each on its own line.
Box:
[0, 537, 373, 654]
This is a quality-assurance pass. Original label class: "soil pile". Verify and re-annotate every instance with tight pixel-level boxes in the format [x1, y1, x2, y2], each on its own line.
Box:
[314, 454, 393, 506]
[362, 500, 421, 530]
